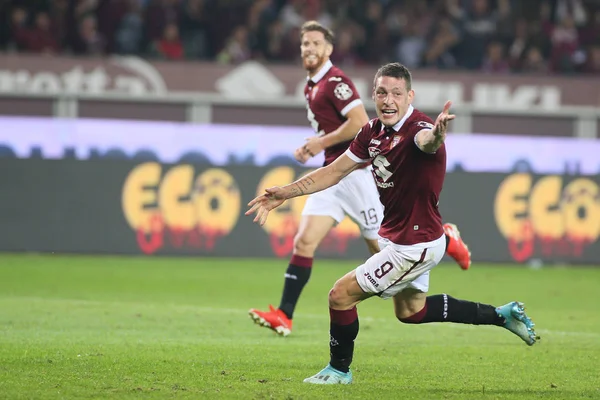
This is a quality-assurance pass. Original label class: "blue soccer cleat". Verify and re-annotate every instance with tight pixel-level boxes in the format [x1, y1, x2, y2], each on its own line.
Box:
[496, 301, 539, 346]
[303, 364, 353, 384]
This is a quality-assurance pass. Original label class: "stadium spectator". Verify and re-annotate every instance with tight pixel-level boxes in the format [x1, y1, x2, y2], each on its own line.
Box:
[547, 14, 582, 72]
[330, 25, 363, 67]
[582, 44, 600, 73]
[580, 8, 600, 46]
[150, 22, 184, 60]
[352, 0, 390, 65]
[506, 18, 530, 70]
[115, 0, 144, 54]
[7, 6, 30, 51]
[457, 0, 502, 69]
[48, 0, 68, 50]
[521, 45, 549, 73]
[216, 25, 251, 64]
[421, 15, 460, 69]
[554, 0, 588, 27]
[259, 19, 292, 61]
[16, 11, 59, 54]
[280, 0, 332, 33]
[72, 14, 106, 55]
[395, 19, 427, 69]
[481, 40, 511, 73]
[178, 0, 209, 59]
[142, 0, 180, 56]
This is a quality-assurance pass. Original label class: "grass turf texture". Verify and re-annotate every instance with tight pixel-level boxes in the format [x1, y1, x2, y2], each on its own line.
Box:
[0, 254, 599, 399]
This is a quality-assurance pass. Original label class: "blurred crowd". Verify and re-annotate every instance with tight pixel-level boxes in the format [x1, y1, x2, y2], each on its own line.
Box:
[1, 0, 599, 74]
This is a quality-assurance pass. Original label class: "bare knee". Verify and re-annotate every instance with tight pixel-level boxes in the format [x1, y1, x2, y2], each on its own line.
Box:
[328, 271, 369, 309]
[328, 284, 345, 309]
[395, 304, 424, 322]
[394, 291, 427, 323]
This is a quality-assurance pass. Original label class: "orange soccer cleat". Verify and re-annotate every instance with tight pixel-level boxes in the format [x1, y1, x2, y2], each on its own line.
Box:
[248, 305, 293, 336]
[443, 223, 472, 270]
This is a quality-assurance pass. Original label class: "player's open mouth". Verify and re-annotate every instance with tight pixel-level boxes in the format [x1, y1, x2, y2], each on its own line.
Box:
[381, 109, 397, 116]
[305, 55, 318, 62]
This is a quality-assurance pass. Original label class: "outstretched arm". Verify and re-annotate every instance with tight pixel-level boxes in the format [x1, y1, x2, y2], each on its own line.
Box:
[288, 153, 361, 197]
[415, 100, 455, 154]
[246, 153, 361, 225]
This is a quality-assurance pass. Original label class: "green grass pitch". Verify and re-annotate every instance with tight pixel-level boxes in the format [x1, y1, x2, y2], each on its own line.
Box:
[1, 253, 599, 399]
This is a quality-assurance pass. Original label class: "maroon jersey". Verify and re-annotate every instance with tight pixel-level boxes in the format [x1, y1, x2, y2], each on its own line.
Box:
[304, 60, 363, 166]
[346, 106, 446, 245]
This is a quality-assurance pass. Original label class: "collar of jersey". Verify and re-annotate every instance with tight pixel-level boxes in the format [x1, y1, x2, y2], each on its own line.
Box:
[308, 60, 333, 84]
[385, 105, 414, 133]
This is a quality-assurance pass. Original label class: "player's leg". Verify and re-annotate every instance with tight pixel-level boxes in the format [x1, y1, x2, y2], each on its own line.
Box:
[443, 222, 472, 270]
[249, 188, 344, 336]
[303, 269, 373, 385]
[249, 214, 335, 336]
[304, 242, 400, 385]
[393, 281, 539, 346]
[278, 214, 335, 317]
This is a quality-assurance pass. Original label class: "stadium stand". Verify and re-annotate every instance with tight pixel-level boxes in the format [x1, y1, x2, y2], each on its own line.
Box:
[0, 0, 599, 74]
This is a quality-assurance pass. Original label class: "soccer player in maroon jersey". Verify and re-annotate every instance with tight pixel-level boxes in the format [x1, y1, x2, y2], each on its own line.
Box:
[248, 21, 471, 338]
[246, 62, 539, 384]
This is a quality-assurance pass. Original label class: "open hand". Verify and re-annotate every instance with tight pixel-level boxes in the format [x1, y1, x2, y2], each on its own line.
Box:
[245, 187, 287, 226]
[432, 101, 456, 141]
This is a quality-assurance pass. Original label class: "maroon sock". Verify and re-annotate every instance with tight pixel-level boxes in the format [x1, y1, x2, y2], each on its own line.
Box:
[329, 307, 359, 373]
[278, 255, 312, 319]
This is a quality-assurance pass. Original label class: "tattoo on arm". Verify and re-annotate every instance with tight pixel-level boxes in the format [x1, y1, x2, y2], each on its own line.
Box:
[290, 185, 302, 197]
[291, 176, 315, 197]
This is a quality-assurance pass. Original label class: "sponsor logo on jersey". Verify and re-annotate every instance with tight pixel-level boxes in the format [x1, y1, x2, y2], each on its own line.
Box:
[368, 146, 381, 158]
[376, 180, 395, 189]
[369, 139, 381, 145]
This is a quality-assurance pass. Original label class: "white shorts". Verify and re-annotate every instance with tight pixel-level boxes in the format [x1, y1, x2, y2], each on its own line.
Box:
[302, 167, 383, 240]
[355, 234, 446, 299]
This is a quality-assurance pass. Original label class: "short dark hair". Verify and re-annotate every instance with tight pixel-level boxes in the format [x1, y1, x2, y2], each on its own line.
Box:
[300, 20, 335, 45]
[373, 63, 413, 91]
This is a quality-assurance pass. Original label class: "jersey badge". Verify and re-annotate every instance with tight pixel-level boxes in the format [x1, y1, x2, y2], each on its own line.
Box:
[390, 135, 402, 149]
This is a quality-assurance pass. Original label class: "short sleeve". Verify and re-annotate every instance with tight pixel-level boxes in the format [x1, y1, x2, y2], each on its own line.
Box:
[408, 117, 435, 137]
[326, 76, 362, 117]
[408, 114, 435, 152]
